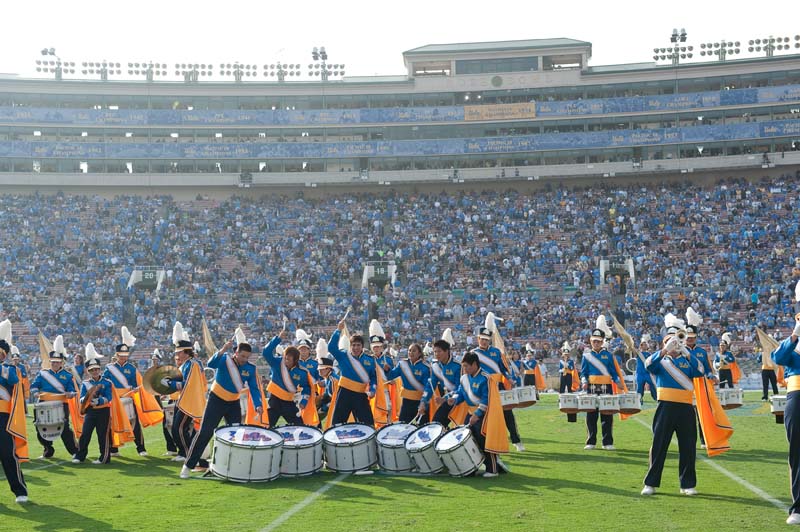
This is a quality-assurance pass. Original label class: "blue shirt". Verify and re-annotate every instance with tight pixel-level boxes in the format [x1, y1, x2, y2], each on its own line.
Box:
[208, 351, 262, 409]
[714, 351, 735, 370]
[635, 351, 656, 384]
[103, 361, 139, 389]
[298, 357, 320, 383]
[452, 371, 489, 419]
[421, 356, 461, 405]
[771, 337, 800, 387]
[559, 359, 575, 374]
[579, 349, 620, 385]
[261, 336, 312, 407]
[472, 346, 510, 379]
[646, 350, 704, 396]
[79, 376, 113, 407]
[327, 330, 378, 394]
[165, 358, 203, 392]
[687, 346, 715, 379]
[31, 368, 77, 394]
[0, 364, 19, 398]
[387, 358, 431, 394]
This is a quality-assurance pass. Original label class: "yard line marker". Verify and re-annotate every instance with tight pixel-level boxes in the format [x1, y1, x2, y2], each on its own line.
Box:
[260, 472, 349, 532]
[632, 416, 788, 511]
[0, 460, 67, 480]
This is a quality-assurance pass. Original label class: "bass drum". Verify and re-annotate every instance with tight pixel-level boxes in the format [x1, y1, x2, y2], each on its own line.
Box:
[277, 425, 324, 477]
[376, 423, 416, 472]
[323, 423, 377, 473]
[210, 424, 283, 482]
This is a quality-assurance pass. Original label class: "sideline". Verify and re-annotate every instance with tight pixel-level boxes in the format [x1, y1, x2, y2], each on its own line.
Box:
[259, 472, 350, 532]
[632, 416, 789, 511]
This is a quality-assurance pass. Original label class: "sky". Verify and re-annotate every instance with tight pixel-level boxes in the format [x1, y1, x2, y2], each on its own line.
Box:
[2, 0, 799, 80]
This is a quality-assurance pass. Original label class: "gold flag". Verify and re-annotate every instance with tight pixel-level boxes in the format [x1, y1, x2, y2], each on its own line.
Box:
[38, 332, 52, 371]
[202, 318, 218, 355]
[755, 327, 779, 356]
[611, 314, 641, 359]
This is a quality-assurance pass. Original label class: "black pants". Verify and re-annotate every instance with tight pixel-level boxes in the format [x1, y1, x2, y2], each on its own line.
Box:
[171, 408, 197, 458]
[267, 395, 304, 428]
[762, 370, 778, 400]
[586, 384, 613, 446]
[560, 374, 572, 393]
[497, 383, 521, 444]
[719, 369, 733, 389]
[469, 422, 505, 474]
[644, 401, 697, 489]
[35, 403, 77, 456]
[186, 393, 241, 469]
[432, 400, 454, 427]
[75, 407, 111, 463]
[331, 387, 374, 426]
[523, 374, 536, 386]
[0, 413, 26, 496]
[784, 391, 800, 515]
[398, 398, 420, 423]
[111, 410, 145, 454]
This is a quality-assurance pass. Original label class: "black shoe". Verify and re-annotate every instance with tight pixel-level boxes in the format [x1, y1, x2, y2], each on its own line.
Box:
[42, 448, 55, 459]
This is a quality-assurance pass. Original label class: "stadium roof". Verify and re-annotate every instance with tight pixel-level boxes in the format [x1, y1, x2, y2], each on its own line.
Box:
[403, 38, 591, 56]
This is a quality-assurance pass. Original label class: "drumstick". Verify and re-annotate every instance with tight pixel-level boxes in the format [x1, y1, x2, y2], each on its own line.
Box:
[340, 306, 352, 322]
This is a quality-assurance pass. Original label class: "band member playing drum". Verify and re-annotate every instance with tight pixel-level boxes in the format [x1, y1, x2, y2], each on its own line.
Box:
[316, 357, 338, 423]
[419, 339, 461, 426]
[642, 320, 704, 496]
[29, 336, 78, 459]
[559, 344, 575, 393]
[0, 323, 28, 503]
[73, 348, 113, 465]
[715, 333, 736, 389]
[181, 336, 263, 479]
[327, 320, 376, 427]
[103, 343, 147, 457]
[580, 325, 620, 451]
[296, 330, 320, 383]
[262, 330, 310, 428]
[386, 343, 430, 423]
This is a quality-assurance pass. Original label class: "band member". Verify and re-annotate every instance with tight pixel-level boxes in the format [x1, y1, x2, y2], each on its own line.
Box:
[72, 353, 85, 380]
[386, 343, 430, 423]
[296, 329, 320, 383]
[715, 333, 736, 389]
[29, 335, 79, 459]
[473, 323, 524, 452]
[161, 322, 206, 461]
[9, 348, 30, 404]
[370, 320, 395, 425]
[580, 323, 621, 451]
[642, 321, 705, 496]
[150, 349, 178, 456]
[328, 320, 376, 426]
[635, 334, 657, 401]
[0, 322, 28, 503]
[759, 345, 780, 401]
[559, 343, 575, 393]
[316, 357, 338, 423]
[73, 347, 113, 465]
[770, 312, 800, 525]
[103, 343, 147, 456]
[262, 330, 309, 427]
[444, 351, 508, 477]
[181, 335, 263, 479]
[522, 345, 537, 387]
[419, 338, 461, 426]
[685, 307, 718, 449]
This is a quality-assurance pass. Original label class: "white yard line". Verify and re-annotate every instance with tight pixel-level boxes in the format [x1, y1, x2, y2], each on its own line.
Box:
[0, 459, 67, 480]
[259, 472, 349, 532]
[632, 416, 789, 511]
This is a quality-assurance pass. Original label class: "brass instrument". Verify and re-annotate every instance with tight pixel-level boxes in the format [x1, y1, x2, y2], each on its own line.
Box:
[625, 357, 638, 373]
[143, 365, 182, 395]
[204, 367, 216, 384]
[676, 329, 687, 343]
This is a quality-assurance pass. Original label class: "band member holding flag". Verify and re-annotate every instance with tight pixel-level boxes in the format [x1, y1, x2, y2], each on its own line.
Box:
[387, 342, 430, 423]
[328, 319, 376, 426]
[419, 332, 461, 425]
[581, 316, 621, 451]
[181, 328, 263, 479]
[0, 321, 28, 503]
[73, 344, 113, 465]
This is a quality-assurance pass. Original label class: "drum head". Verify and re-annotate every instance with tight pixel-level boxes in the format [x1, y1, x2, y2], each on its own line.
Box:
[323, 423, 376, 445]
[405, 423, 444, 451]
[376, 423, 416, 447]
[278, 425, 323, 448]
[435, 426, 471, 451]
[214, 425, 283, 448]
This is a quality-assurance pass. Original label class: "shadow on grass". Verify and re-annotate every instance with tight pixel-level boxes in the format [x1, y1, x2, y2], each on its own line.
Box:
[0, 502, 123, 531]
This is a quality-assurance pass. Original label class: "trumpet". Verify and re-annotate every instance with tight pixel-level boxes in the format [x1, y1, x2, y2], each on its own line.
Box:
[676, 329, 687, 343]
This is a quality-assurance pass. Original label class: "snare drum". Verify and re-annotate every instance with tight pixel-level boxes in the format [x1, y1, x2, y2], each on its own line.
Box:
[120, 397, 136, 423]
[598, 394, 620, 415]
[162, 403, 175, 433]
[376, 423, 416, 472]
[771, 395, 787, 415]
[559, 394, 579, 413]
[323, 423, 378, 472]
[516, 386, 537, 408]
[500, 388, 519, 410]
[277, 425, 324, 477]
[723, 388, 743, 410]
[716, 388, 729, 408]
[435, 426, 484, 477]
[618, 392, 642, 414]
[405, 423, 445, 474]
[210, 424, 283, 482]
[34, 401, 65, 442]
[577, 394, 598, 413]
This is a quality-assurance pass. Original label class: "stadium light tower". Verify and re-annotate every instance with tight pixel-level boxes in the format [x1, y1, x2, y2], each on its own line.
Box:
[652, 28, 693, 66]
[747, 35, 800, 57]
[81, 61, 122, 81]
[309, 46, 345, 81]
[699, 40, 741, 62]
[218, 62, 259, 82]
[35, 48, 75, 80]
[174, 63, 212, 83]
[263, 63, 301, 82]
[127, 62, 168, 82]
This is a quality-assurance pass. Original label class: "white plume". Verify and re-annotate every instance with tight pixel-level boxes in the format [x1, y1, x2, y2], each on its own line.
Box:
[595, 315, 613, 338]
[193, 341, 201, 353]
[664, 313, 686, 330]
[85, 342, 103, 361]
[315, 338, 328, 359]
[368, 319, 385, 339]
[721, 332, 733, 344]
[641, 333, 651, 344]
[390, 346, 398, 358]
[295, 329, 312, 343]
[562, 341, 571, 352]
[172, 321, 187, 345]
[0, 320, 11, 345]
[10, 346, 19, 355]
[338, 331, 350, 352]
[234, 327, 247, 346]
[485, 312, 503, 334]
[686, 307, 702, 327]
[53, 335, 66, 355]
[796, 280, 800, 302]
[276, 344, 285, 356]
[441, 328, 455, 346]
[121, 326, 136, 347]
[153, 349, 161, 357]
[423, 342, 433, 356]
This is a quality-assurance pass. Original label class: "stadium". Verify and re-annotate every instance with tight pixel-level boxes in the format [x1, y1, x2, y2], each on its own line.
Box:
[0, 31, 799, 531]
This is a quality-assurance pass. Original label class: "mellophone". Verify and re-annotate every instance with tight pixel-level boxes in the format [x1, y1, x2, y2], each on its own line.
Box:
[208, 420, 486, 482]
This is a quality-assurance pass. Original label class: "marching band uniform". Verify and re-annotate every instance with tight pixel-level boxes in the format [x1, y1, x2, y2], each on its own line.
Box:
[183, 342, 262, 477]
[685, 322, 715, 448]
[559, 353, 575, 393]
[642, 326, 705, 496]
[328, 330, 376, 426]
[262, 336, 308, 427]
[580, 327, 620, 450]
[73, 357, 113, 464]
[10, 350, 30, 404]
[715, 341, 736, 389]
[162, 338, 205, 460]
[772, 328, 800, 524]
[30, 351, 79, 458]
[150, 351, 178, 455]
[103, 344, 147, 456]
[297, 330, 320, 383]
[0, 329, 27, 503]
[316, 358, 338, 422]
[386, 351, 430, 423]
[760, 348, 780, 401]
[421, 350, 461, 426]
[635, 335, 657, 401]
[523, 351, 538, 387]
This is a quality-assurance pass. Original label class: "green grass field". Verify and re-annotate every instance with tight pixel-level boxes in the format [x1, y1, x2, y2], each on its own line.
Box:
[0, 391, 792, 532]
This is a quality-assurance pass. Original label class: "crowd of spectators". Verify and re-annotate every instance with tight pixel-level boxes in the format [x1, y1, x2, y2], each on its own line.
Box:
[1, 173, 798, 374]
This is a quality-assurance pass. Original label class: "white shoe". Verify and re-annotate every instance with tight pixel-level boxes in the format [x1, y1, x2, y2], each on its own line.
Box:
[138, 451, 148, 457]
[171, 455, 186, 462]
[787, 513, 800, 525]
[163, 451, 178, 456]
[179, 465, 191, 479]
[92, 460, 104, 465]
[602, 445, 616, 451]
[681, 488, 698, 496]
[584, 444, 596, 450]
[641, 485, 655, 496]
[700, 444, 706, 449]
[513, 442, 526, 452]
[482, 471, 499, 478]
[110, 452, 120, 457]
[71, 458, 80, 464]
[15, 496, 28, 504]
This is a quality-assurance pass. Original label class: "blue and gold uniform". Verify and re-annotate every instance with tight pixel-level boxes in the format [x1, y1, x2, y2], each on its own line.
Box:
[643, 345, 704, 493]
[771, 336, 800, 519]
[715, 350, 736, 389]
[299, 356, 320, 383]
[0, 357, 26, 498]
[451, 369, 504, 475]
[421, 355, 460, 425]
[327, 330, 376, 426]
[387, 358, 430, 423]
[580, 344, 620, 448]
[635, 351, 657, 401]
[30, 367, 78, 457]
[164, 356, 204, 458]
[262, 336, 309, 427]
[559, 357, 575, 393]
[74, 372, 113, 463]
[104, 359, 146, 454]
[473, 341, 521, 446]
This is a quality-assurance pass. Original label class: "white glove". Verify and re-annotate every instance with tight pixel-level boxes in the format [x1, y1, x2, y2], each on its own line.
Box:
[160, 378, 170, 387]
[793, 321, 800, 338]
[665, 337, 681, 354]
